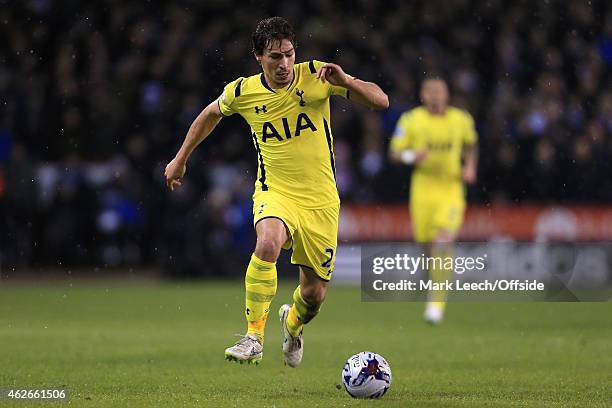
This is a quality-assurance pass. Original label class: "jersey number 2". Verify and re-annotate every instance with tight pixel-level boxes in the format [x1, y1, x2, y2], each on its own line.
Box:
[321, 248, 334, 268]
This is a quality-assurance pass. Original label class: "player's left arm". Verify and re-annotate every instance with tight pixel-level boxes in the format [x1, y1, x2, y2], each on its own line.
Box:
[461, 113, 479, 185]
[462, 143, 478, 185]
[316, 63, 389, 110]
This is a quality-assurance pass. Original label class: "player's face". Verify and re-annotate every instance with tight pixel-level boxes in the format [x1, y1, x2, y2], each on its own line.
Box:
[256, 39, 295, 88]
[421, 79, 449, 112]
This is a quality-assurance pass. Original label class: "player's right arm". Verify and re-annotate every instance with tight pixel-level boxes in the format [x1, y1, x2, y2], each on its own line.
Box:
[388, 111, 427, 165]
[164, 100, 224, 191]
[165, 77, 243, 191]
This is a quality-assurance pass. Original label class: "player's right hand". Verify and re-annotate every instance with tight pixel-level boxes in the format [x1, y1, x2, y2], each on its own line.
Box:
[414, 150, 428, 163]
[164, 157, 186, 191]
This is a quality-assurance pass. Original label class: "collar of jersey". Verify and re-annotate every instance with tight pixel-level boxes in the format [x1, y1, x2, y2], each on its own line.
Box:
[260, 67, 296, 93]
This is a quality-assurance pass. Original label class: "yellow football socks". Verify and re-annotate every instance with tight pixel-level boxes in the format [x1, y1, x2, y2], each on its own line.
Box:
[429, 244, 453, 310]
[245, 253, 277, 344]
[286, 285, 320, 337]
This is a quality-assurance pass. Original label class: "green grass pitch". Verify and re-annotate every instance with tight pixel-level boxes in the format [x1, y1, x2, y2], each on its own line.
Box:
[1, 281, 611, 407]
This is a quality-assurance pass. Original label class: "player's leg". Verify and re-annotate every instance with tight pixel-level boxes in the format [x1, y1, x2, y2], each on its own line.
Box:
[424, 196, 465, 324]
[409, 190, 441, 322]
[424, 229, 457, 324]
[279, 205, 337, 367]
[246, 218, 288, 339]
[225, 218, 288, 364]
[279, 265, 328, 367]
[287, 265, 328, 336]
[225, 191, 296, 365]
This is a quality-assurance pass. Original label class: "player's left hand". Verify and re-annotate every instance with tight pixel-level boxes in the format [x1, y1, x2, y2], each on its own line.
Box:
[462, 165, 477, 185]
[316, 63, 350, 87]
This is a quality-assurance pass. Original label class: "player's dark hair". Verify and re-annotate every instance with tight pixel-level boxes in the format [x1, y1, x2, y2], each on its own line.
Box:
[421, 71, 448, 84]
[252, 17, 297, 55]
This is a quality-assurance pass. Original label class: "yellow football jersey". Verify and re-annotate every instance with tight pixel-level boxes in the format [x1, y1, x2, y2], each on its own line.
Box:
[390, 106, 477, 189]
[218, 60, 349, 209]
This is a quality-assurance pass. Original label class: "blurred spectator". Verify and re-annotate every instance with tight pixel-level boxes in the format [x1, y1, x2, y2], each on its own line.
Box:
[0, 0, 610, 273]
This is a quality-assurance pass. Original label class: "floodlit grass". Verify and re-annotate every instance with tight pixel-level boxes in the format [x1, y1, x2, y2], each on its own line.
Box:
[1, 281, 611, 407]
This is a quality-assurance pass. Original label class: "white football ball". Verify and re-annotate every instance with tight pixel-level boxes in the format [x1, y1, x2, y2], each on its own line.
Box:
[341, 351, 392, 398]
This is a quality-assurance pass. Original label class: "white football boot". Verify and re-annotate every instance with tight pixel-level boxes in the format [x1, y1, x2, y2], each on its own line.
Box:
[279, 304, 303, 368]
[224, 334, 263, 365]
[424, 302, 445, 325]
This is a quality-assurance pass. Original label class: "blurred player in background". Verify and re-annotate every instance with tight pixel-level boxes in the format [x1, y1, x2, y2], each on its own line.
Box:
[389, 75, 478, 324]
[165, 17, 388, 365]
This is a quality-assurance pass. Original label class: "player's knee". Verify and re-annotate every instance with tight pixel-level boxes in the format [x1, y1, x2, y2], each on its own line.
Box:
[254, 236, 282, 261]
[301, 284, 327, 306]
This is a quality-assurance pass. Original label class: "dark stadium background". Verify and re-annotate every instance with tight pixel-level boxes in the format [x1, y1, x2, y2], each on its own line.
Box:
[1, 0, 611, 277]
[1, 2, 612, 407]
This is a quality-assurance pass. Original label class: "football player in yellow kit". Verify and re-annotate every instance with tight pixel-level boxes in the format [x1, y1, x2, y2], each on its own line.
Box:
[165, 17, 388, 366]
[389, 75, 478, 324]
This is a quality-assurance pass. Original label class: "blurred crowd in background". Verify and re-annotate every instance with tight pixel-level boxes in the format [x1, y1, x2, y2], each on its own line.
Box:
[1, 0, 611, 275]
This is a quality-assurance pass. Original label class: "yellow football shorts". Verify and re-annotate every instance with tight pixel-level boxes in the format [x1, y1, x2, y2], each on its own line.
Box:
[410, 184, 466, 243]
[252, 191, 339, 281]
